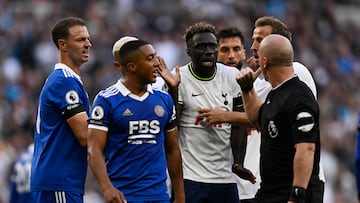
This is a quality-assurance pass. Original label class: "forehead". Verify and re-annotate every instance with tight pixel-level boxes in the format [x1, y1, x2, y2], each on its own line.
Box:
[68, 25, 89, 37]
[192, 32, 217, 45]
[252, 25, 272, 39]
[218, 37, 243, 47]
[138, 44, 156, 56]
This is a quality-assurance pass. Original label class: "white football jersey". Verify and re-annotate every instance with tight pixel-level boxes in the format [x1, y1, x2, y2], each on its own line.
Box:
[177, 62, 241, 183]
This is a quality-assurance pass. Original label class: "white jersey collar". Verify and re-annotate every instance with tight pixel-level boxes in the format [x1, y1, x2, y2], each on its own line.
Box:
[115, 78, 153, 100]
[54, 63, 81, 81]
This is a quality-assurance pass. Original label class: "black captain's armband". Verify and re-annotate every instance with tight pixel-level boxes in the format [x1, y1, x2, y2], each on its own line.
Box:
[62, 104, 86, 119]
[358, 124, 360, 132]
[289, 186, 306, 203]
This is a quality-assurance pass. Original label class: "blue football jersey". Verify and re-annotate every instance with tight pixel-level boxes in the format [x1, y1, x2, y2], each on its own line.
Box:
[10, 144, 35, 203]
[88, 80, 176, 201]
[31, 63, 90, 194]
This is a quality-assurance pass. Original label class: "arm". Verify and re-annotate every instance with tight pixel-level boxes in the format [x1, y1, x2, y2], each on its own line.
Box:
[236, 67, 263, 129]
[87, 128, 126, 203]
[197, 108, 251, 126]
[288, 142, 315, 203]
[292, 142, 315, 188]
[156, 57, 181, 126]
[231, 96, 256, 183]
[67, 112, 88, 146]
[164, 127, 185, 203]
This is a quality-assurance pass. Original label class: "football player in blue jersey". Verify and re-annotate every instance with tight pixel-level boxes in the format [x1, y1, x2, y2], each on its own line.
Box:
[87, 36, 184, 203]
[9, 143, 35, 203]
[30, 17, 91, 203]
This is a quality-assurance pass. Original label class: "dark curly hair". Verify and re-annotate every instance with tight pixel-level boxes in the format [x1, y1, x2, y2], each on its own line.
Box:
[183, 22, 216, 47]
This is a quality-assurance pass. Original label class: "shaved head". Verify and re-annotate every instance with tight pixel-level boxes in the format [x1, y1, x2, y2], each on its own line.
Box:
[259, 34, 293, 68]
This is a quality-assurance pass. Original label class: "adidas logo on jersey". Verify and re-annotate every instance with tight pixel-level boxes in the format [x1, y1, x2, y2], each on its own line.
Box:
[123, 108, 133, 116]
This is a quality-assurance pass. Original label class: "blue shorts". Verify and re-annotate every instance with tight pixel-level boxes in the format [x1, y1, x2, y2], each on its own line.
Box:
[32, 191, 83, 203]
[184, 179, 240, 203]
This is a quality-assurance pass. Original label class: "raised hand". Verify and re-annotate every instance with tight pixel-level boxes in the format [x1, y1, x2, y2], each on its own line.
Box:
[156, 56, 180, 88]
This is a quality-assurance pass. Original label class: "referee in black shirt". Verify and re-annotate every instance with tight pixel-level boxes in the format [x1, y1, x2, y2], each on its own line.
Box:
[236, 34, 323, 203]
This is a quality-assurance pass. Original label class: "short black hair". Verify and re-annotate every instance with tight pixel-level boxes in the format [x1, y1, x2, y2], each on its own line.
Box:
[51, 17, 86, 49]
[118, 39, 150, 66]
[216, 27, 245, 46]
[183, 22, 216, 47]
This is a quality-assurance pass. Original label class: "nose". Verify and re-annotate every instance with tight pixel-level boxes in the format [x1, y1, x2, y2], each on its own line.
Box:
[250, 41, 258, 52]
[228, 50, 235, 58]
[86, 39, 92, 48]
[154, 57, 160, 66]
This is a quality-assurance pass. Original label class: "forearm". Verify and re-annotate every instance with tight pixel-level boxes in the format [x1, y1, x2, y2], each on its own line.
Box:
[241, 89, 262, 128]
[292, 144, 315, 188]
[221, 111, 252, 127]
[231, 125, 248, 164]
[166, 148, 185, 201]
[88, 151, 114, 193]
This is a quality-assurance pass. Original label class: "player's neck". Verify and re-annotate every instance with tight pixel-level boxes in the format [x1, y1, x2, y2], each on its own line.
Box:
[121, 78, 148, 96]
[190, 63, 216, 79]
[60, 58, 81, 75]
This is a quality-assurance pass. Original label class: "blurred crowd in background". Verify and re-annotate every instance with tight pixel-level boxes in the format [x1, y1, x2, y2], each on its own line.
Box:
[0, 0, 359, 202]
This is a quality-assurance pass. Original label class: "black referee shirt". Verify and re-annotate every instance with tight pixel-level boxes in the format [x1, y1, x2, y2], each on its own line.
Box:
[257, 76, 320, 196]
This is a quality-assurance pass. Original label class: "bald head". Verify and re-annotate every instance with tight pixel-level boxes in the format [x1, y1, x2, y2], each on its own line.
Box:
[259, 34, 293, 68]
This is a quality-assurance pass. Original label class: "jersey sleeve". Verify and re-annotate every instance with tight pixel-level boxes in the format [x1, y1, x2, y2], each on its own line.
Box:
[286, 92, 319, 144]
[49, 77, 87, 119]
[88, 94, 111, 132]
[164, 93, 177, 131]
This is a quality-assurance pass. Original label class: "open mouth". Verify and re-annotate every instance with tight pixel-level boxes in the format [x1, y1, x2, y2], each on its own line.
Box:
[202, 58, 214, 67]
[226, 61, 237, 66]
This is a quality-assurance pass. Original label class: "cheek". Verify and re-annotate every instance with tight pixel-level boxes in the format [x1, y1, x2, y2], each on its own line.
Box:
[217, 53, 226, 60]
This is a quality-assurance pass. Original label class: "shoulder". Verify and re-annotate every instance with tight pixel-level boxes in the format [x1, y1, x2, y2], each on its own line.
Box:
[216, 63, 239, 73]
[293, 62, 311, 76]
[97, 84, 120, 99]
[153, 89, 173, 102]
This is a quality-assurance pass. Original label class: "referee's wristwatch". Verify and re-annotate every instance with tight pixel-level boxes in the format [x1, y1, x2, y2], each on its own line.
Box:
[289, 186, 306, 203]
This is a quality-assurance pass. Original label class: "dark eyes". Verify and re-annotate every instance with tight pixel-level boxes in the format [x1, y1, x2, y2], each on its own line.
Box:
[195, 44, 217, 51]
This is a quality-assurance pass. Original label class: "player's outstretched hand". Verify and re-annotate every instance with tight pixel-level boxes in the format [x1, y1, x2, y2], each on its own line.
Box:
[232, 163, 256, 184]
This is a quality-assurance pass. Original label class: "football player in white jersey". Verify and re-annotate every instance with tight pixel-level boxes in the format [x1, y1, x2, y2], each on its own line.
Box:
[197, 16, 325, 202]
[215, 27, 259, 202]
[159, 22, 242, 203]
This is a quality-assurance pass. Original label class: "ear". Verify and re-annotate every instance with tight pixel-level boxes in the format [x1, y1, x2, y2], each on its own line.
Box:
[127, 62, 136, 72]
[186, 48, 190, 56]
[262, 57, 269, 69]
[58, 39, 66, 50]
[113, 61, 122, 72]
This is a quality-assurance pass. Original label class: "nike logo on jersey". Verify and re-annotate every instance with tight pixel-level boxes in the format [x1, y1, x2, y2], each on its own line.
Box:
[192, 93, 204, 97]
